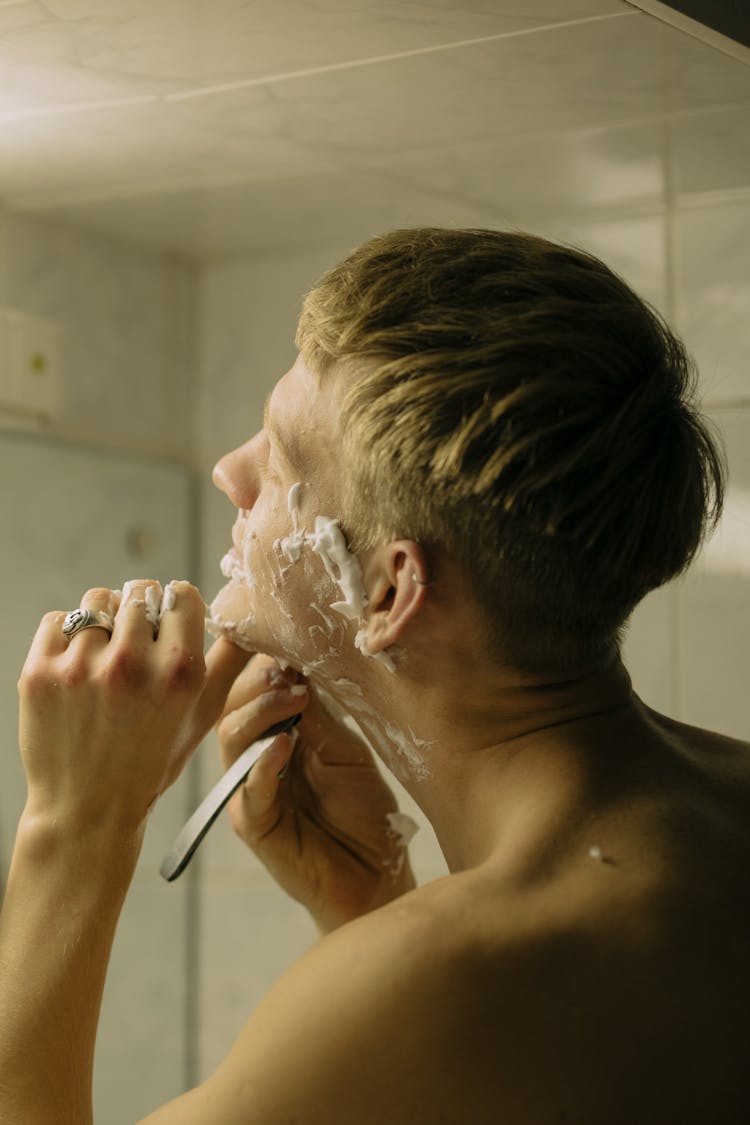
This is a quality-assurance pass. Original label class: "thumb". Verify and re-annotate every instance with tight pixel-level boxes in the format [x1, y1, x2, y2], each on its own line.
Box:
[194, 638, 254, 739]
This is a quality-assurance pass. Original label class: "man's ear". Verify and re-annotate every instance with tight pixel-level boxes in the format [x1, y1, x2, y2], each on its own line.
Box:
[362, 541, 430, 655]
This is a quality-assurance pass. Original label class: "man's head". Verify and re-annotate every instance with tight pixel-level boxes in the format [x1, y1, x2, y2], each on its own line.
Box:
[296, 227, 726, 677]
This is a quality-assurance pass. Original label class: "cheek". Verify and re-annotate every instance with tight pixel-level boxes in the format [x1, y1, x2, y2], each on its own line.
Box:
[210, 490, 361, 670]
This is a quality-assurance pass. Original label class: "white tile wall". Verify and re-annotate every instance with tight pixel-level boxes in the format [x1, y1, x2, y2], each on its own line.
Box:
[0, 431, 195, 1124]
[0, 209, 200, 1120]
[540, 210, 669, 313]
[0, 208, 196, 462]
[677, 410, 750, 739]
[670, 191, 750, 738]
[672, 197, 750, 405]
[197, 874, 316, 1079]
[622, 584, 676, 715]
[1, 18, 748, 1106]
[95, 882, 190, 1123]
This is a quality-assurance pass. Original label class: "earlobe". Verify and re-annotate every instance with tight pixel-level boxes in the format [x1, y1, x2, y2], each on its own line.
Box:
[363, 541, 430, 655]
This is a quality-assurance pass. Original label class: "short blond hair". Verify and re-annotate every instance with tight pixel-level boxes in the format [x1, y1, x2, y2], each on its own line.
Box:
[296, 228, 725, 675]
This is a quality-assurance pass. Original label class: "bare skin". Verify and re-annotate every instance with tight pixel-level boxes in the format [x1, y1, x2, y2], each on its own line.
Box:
[1, 355, 748, 1124]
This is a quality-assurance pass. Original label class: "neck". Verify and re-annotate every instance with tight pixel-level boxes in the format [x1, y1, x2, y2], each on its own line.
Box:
[320, 652, 639, 872]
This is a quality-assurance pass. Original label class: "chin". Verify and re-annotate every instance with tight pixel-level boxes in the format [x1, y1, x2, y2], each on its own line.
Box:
[207, 578, 325, 675]
[207, 579, 256, 642]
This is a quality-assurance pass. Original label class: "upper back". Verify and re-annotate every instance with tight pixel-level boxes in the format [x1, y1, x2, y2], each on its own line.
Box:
[430, 709, 750, 1124]
[144, 710, 750, 1125]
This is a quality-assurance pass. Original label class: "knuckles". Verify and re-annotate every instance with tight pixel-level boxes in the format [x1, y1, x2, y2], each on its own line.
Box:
[101, 644, 205, 698]
[18, 654, 87, 698]
[160, 646, 205, 694]
[100, 647, 151, 692]
[19, 644, 205, 705]
[20, 594, 207, 710]
[17, 662, 57, 700]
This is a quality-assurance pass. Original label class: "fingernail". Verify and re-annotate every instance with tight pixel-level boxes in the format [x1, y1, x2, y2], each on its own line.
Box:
[277, 728, 298, 775]
[267, 667, 288, 688]
[276, 687, 307, 705]
[289, 684, 308, 697]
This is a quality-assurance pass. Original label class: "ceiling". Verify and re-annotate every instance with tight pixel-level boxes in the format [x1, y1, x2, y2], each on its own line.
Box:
[1, 0, 749, 260]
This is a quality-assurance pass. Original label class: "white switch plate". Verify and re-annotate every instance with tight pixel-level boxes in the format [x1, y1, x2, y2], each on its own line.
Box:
[0, 309, 62, 419]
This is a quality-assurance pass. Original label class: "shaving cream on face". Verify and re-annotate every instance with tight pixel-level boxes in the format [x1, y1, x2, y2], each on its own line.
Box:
[354, 628, 398, 673]
[309, 517, 367, 621]
[287, 481, 303, 516]
[386, 811, 419, 848]
[382, 720, 434, 780]
[220, 550, 249, 582]
[210, 481, 434, 777]
[381, 811, 420, 878]
[320, 679, 433, 783]
[275, 481, 306, 563]
[311, 604, 338, 638]
[268, 486, 369, 650]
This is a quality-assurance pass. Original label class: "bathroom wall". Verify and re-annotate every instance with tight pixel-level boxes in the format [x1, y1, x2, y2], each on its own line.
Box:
[0, 212, 199, 1124]
[0, 208, 196, 463]
[1, 3, 748, 1117]
[193, 108, 750, 1078]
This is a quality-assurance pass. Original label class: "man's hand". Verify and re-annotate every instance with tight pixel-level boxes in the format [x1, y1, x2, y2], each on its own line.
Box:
[4, 578, 255, 1125]
[218, 655, 417, 933]
[18, 580, 249, 830]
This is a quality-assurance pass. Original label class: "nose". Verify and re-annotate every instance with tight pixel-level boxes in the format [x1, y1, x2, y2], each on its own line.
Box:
[212, 442, 260, 509]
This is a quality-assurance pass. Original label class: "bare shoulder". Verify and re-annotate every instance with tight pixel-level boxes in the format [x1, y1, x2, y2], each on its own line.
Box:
[401, 860, 750, 1125]
[141, 855, 745, 1125]
[139, 860, 749, 1125]
[642, 702, 750, 765]
[138, 874, 586, 1125]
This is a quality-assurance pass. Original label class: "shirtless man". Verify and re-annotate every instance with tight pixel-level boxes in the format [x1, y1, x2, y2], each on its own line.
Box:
[1, 228, 747, 1125]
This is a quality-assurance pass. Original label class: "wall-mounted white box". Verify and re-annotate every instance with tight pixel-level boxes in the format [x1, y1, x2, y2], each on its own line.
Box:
[0, 309, 62, 419]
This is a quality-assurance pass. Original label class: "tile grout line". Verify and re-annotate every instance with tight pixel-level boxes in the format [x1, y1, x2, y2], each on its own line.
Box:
[168, 11, 639, 102]
[0, 10, 639, 123]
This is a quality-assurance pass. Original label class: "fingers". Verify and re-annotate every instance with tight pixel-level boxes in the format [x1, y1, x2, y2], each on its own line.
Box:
[21, 586, 119, 676]
[19, 577, 213, 821]
[46, 579, 207, 673]
[114, 579, 164, 645]
[201, 638, 254, 722]
[230, 732, 296, 844]
[153, 580, 206, 654]
[218, 679, 309, 770]
[23, 610, 72, 666]
[221, 653, 296, 719]
[297, 686, 371, 766]
[175, 637, 255, 751]
[66, 586, 120, 655]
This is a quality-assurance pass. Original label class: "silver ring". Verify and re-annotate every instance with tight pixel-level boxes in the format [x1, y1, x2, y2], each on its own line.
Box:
[62, 608, 115, 640]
